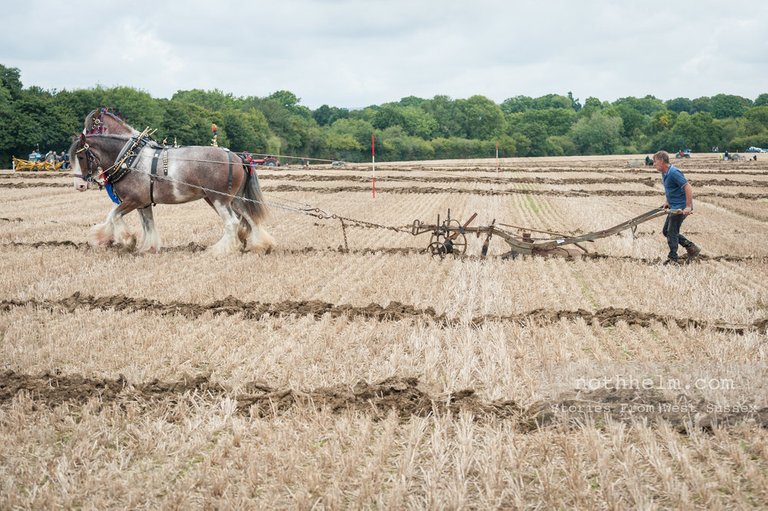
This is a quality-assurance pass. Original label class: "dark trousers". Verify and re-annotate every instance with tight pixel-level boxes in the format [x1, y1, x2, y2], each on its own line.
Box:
[662, 213, 693, 260]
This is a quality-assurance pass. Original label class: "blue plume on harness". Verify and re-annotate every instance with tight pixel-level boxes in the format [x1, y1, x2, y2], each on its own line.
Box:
[105, 183, 121, 205]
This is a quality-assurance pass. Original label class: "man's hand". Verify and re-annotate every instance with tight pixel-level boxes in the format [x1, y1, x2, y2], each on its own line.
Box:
[662, 203, 669, 209]
[682, 207, 693, 216]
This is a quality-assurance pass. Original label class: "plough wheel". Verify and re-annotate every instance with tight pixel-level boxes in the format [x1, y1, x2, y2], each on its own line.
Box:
[428, 241, 447, 258]
[428, 226, 467, 259]
[444, 218, 468, 257]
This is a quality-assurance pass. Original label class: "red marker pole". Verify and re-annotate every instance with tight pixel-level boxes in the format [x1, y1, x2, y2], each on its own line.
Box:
[371, 133, 376, 198]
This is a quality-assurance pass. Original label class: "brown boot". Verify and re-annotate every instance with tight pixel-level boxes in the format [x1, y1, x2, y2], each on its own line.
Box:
[685, 243, 701, 259]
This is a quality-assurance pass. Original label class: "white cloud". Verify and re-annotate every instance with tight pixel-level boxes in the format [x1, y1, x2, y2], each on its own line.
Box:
[1, 0, 766, 107]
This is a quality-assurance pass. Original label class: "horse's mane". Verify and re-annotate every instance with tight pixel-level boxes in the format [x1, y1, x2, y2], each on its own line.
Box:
[83, 108, 139, 136]
[67, 132, 133, 160]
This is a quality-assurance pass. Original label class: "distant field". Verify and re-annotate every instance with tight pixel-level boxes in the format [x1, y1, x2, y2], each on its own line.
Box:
[1, 154, 767, 509]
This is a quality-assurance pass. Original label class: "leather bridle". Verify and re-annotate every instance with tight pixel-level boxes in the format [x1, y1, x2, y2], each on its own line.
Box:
[73, 140, 105, 186]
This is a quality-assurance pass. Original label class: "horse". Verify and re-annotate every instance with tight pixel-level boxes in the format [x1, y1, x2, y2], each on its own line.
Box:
[69, 111, 274, 255]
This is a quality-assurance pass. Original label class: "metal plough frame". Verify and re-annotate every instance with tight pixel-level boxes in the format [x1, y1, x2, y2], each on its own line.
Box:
[411, 207, 677, 258]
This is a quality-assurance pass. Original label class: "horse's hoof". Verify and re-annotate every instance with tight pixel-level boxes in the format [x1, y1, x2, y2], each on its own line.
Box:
[88, 232, 114, 248]
[119, 234, 137, 251]
[89, 239, 113, 248]
[138, 245, 160, 254]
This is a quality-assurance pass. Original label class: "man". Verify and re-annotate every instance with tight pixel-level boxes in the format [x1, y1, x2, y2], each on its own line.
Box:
[652, 150, 700, 264]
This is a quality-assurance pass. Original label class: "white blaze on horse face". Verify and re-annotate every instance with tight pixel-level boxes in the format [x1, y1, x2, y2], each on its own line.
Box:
[71, 156, 88, 191]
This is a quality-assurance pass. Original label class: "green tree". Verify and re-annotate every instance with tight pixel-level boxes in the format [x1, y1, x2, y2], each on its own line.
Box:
[172, 89, 241, 112]
[532, 93, 574, 110]
[649, 109, 676, 134]
[613, 95, 664, 116]
[248, 91, 316, 154]
[379, 125, 435, 161]
[0, 64, 22, 100]
[614, 104, 647, 140]
[95, 86, 164, 130]
[672, 112, 721, 152]
[501, 95, 534, 114]
[398, 96, 427, 108]
[708, 94, 752, 119]
[431, 137, 495, 159]
[55, 88, 102, 132]
[570, 112, 623, 154]
[157, 100, 214, 146]
[312, 104, 349, 126]
[547, 135, 577, 156]
[455, 95, 505, 140]
[322, 118, 374, 161]
[422, 95, 463, 138]
[5, 86, 71, 158]
[691, 96, 711, 114]
[578, 97, 605, 118]
[744, 106, 768, 130]
[372, 103, 437, 138]
[567, 91, 581, 111]
[221, 108, 270, 152]
[666, 97, 694, 113]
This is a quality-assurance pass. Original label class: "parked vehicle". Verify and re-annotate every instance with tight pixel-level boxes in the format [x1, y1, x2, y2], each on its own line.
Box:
[746, 146, 764, 153]
[253, 155, 280, 167]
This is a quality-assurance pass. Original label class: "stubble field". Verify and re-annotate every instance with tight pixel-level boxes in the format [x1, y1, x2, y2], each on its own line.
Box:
[1, 153, 767, 509]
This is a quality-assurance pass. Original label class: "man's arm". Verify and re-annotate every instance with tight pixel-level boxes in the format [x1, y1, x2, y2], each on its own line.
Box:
[683, 182, 693, 214]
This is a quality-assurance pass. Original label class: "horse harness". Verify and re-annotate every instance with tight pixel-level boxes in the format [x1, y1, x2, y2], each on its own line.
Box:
[148, 145, 169, 206]
[77, 134, 236, 206]
[74, 134, 152, 205]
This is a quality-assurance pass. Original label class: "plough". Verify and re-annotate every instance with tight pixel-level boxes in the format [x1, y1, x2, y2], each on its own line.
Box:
[12, 157, 64, 172]
[411, 207, 677, 258]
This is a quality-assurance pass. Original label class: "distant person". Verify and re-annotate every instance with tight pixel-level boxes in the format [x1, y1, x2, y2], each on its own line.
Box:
[645, 155, 653, 166]
[242, 151, 256, 172]
[211, 123, 218, 147]
[723, 150, 730, 161]
[652, 150, 700, 265]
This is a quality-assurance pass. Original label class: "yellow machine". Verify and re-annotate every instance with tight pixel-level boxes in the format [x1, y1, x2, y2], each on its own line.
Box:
[12, 156, 65, 172]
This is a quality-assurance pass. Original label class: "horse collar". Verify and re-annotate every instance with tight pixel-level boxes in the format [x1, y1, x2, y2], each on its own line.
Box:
[107, 136, 150, 185]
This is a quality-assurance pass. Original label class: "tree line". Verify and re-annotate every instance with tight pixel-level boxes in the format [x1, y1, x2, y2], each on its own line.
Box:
[1, 63, 767, 167]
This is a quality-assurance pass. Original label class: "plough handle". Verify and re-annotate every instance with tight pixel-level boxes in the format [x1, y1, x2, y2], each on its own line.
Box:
[448, 212, 477, 240]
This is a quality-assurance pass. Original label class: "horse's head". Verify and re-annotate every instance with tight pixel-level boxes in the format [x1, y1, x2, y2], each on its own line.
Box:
[70, 133, 101, 191]
[70, 133, 129, 191]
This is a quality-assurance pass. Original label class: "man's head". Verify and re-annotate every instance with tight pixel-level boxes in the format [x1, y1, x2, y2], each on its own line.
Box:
[652, 150, 670, 172]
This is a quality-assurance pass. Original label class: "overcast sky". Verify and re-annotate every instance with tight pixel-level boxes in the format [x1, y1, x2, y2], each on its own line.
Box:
[2, 0, 766, 109]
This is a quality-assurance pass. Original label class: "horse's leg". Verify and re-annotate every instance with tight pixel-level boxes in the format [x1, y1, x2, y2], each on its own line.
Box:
[207, 200, 241, 256]
[88, 203, 137, 249]
[230, 189, 273, 253]
[88, 206, 118, 247]
[231, 169, 274, 254]
[239, 210, 275, 253]
[137, 206, 162, 253]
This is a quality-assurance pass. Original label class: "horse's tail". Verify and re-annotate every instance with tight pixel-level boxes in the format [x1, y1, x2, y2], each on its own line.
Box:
[238, 160, 269, 224]
[235, 159, 275, 252]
